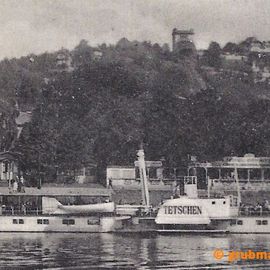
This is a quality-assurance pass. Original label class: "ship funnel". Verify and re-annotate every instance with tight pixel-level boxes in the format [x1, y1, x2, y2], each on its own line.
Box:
[184, 176, 198, 198]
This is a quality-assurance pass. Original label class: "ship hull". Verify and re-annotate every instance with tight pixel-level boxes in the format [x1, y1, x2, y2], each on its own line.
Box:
[230, 216, 270, 234]
[156, 219, 231, 233]
[0, 215, 121, 233]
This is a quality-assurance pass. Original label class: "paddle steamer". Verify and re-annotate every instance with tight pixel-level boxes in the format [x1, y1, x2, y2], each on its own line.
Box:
[120, 152, 270, 234]
[115, 149, 240, 233]
[183, 154, 270, 234]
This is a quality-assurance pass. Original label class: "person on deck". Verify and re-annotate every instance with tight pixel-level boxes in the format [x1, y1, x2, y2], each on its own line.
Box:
[10, 204, 14, 215]
[21, 203, 26, 215]
[13, 180, 18, 193]
[20, 176, 24, 185]
[264, 200, 270, 211]
[255, 202, 263, 215]
[10, 179, 15, 192]
[17, 181, 22, 192]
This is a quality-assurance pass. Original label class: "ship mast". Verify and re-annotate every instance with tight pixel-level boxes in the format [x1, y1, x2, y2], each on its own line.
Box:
[234, 167, 242, 206]
[137, 148, 150, 207]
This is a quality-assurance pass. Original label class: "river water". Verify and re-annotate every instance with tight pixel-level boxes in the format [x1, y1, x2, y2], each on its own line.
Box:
[0, 233, 270, 269]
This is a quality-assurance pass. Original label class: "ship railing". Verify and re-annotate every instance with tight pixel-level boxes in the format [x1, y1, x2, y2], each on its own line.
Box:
[116, 204, 156, 217]
[1, 208, 42, 216]
[239, 207, 270, 217]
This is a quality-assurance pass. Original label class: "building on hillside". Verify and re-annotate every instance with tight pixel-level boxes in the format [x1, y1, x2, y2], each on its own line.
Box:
[15, 111, 32, 139]
[106, 160, 184, 189]
[249, 39, 270, 83]
[56, 163, 97, 184]
[221, 53, 247, 62]
[56, 50, 74, 72]
[250, 41, 270, 54]
[252, 61, 270, 83]
[0, 151, 22, 184]
[92, 49, 103, 60]
[197, 49, 206, 59]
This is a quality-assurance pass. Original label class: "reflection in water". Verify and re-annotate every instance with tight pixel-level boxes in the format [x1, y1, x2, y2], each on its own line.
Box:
[0, 233, 269, 269]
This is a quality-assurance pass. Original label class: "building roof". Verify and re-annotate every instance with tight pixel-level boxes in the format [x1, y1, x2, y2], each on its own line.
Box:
[190, 154, 270, 169]
[172, 28, 194, 35]
[107, 166, 134, 169]
[250, 46, 270, 53]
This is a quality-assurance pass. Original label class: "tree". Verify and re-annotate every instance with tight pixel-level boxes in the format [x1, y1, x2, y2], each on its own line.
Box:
[204, 41, 222, 68]
[72, 39, 93, 67]
[223, 42, 239, 54]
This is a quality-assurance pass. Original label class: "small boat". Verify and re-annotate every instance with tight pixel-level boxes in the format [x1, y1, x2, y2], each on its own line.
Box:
[59, 202, 115, 213]
[42, 197, 115, 214]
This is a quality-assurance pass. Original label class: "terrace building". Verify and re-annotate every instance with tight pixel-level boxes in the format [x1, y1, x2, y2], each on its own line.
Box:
[188, 154, 270, 192]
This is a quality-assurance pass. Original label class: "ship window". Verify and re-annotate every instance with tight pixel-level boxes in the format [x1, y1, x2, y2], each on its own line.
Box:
[62, 219, 68, 225]
[38, 219, 49, 225]
[256, 220, 262, 225]
[237, 220, 243, 225]
[223, 201, 226, 204]
[230, 220, 237, 225]
[43, 219, 49, 225]
[12, 219, 24, 224]
[19, 219, 24, 224]
[87, 218, 100, 225]
[69, 219, 75, 225]
[62, 219, 75, 225]
[212, 201, 216, 205]
[262, 220, 268, 225]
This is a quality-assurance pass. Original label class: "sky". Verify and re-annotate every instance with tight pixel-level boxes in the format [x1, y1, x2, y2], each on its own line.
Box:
[0, 0, 270, 59]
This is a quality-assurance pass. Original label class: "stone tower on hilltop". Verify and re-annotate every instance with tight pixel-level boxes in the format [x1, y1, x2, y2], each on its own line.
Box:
[172, 28, 196, 56]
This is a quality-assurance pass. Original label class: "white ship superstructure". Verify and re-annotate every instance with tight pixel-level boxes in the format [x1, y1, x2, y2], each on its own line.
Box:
[155, 176, 239, 232]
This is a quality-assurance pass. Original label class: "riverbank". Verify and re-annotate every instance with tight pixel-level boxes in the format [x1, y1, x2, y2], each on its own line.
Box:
[112, 188, 270, 207]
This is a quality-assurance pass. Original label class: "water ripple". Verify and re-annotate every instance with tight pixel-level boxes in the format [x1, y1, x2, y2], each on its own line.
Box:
[0, 233, 268, 269]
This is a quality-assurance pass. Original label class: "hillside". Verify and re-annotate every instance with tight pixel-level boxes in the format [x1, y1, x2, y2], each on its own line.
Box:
[0, 37, 269, 183]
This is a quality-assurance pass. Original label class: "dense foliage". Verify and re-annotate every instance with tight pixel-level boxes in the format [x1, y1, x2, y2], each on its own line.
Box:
[0, 37, 270, 183]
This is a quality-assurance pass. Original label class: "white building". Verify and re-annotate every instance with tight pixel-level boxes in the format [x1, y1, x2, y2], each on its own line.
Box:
[106, 161, 182, 189]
